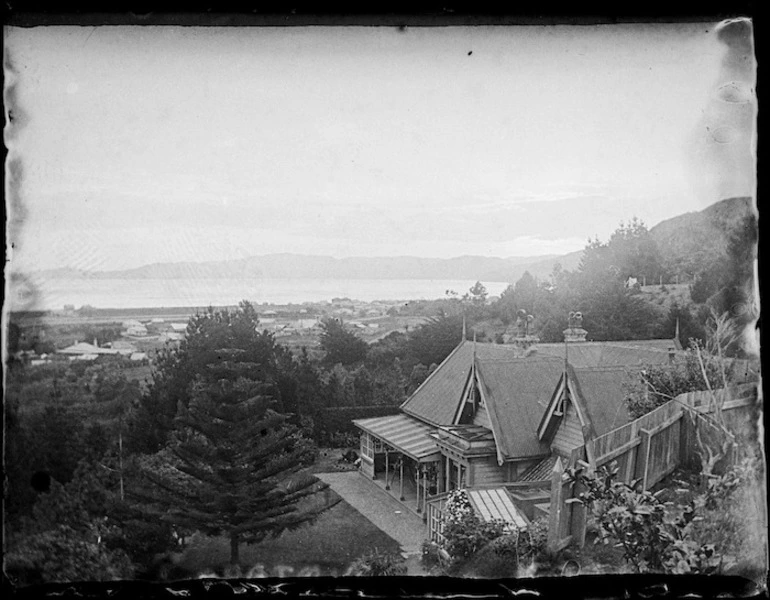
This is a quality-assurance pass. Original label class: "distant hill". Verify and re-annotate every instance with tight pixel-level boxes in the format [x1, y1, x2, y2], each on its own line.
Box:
[29, 197, 754, 285]
[649, 196, 755, 280]
[31, 253, 574, 284]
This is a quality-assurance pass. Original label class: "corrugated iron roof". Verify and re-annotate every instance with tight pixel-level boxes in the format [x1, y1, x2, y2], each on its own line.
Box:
[475, 357, 565, 460]
[535, 342, 677, 368]
[398, 339, 680, 460]
[569, 366, 634, 436]
[401, 341, 542, 426]
[518, 455, 559, 482]
[400, 342, 473, 426]
[400, 340, 677, 427]
[353, 413, 441, 461]
[468, 488, 529, 531]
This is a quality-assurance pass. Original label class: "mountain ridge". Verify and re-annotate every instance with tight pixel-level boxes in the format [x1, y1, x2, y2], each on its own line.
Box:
[27, 197, 753, 285]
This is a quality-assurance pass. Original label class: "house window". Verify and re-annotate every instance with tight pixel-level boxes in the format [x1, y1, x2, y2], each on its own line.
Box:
[361, 433, 373, 459]
[361, 433, 386, 459]
[446, 457, 467, 490]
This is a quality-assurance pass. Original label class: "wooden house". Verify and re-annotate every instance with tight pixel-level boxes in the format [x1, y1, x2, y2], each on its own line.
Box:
[354, 330, 681, 531]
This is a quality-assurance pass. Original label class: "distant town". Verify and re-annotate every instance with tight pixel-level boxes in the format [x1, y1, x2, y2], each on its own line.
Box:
[9, 296, 448, 370]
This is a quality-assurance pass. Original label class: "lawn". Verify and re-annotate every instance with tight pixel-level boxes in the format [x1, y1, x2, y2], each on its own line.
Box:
[169, 481, 400, 578]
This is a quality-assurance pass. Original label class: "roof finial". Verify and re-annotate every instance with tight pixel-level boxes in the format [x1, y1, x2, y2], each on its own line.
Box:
[564, 312, 571, 376]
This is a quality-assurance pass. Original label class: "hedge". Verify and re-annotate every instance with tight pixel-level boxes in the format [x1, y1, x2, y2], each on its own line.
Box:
[313, 405, 400, 446]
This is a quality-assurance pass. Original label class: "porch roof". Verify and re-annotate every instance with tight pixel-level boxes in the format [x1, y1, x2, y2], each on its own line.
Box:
[468, 488, 529, 531]
[354, 413, 441, 462]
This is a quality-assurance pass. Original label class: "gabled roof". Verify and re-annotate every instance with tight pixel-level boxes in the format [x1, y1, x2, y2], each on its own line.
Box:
[474, 357, 565, 460]
[401, 341, 550, 426]
[569, 366, 633, 436]
[533, 341, 678, 368]
[399, 338, 677, 457]
[537, 364, 635, 446]
[400, 341, 473, 425]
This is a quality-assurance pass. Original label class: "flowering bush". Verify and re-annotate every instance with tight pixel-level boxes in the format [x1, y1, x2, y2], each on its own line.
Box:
[441, 490, 506, 561]
[443, 489, 474, 524]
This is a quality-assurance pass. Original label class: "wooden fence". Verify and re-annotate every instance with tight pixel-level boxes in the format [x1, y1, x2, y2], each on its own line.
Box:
[426, 492, 449, 544]
[546, 383, 759, 551]
[586, 383, 758, 490]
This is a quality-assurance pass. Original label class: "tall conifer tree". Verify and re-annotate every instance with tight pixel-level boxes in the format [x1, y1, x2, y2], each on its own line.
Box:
[136, 313, 335, 567]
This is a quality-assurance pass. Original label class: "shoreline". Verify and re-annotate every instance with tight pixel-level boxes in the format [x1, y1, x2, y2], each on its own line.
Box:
[8, 297, 427, 323]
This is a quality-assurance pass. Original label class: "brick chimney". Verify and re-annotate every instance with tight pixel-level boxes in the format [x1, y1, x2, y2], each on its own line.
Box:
[563, 311, 587, 343]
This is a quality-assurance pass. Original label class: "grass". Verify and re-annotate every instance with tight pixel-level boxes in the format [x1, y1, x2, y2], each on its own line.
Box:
[172, 490, 401, 578]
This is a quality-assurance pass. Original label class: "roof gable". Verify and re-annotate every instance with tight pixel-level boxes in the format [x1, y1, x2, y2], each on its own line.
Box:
[537, 364, 635, 445]
[400, 341, 473, 426]
[474, 357, 565, 461]
[570, 366, 634, 435]
[399, 338, 672, 449]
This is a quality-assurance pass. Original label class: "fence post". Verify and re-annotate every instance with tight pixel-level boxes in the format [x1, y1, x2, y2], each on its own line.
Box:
[547, 457, 564, 552]
[635, 429, 652, 490]
[571, 460, 590, 548]
[679, 405, 692, 467]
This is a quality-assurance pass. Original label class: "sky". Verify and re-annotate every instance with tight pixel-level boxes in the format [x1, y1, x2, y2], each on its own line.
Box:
[4, 22, 756, 273]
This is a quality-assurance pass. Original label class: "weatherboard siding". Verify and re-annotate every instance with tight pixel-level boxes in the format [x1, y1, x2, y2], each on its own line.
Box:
[469, 455, 506, 487]
[472, 401, 492, 430]
[551, 401, 584, 455]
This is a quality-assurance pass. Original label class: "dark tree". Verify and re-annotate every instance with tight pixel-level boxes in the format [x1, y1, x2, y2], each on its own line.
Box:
[129, 302, 281, 454]
[136, 347, 334, 567]
[513, 271, 538, 313]
[406, 313, 466, 367]
[319, 318, 369, 366]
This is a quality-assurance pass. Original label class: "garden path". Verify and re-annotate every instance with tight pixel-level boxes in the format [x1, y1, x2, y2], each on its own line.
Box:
[316, 471, 428, 574]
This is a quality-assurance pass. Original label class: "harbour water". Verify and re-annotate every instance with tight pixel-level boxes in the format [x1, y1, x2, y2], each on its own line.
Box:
[10, 277, 511, 311]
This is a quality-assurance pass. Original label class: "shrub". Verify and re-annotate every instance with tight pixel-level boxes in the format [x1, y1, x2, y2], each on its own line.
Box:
[420, 540, 445, 573]
[457, 517, 552, 578]
[690, 457, 766, 577]
[464, 535, 520, 578]
[347, 548, 407, 576]
[328, 431, 359, 449]
[443, 513, 507, 561]
[440, 489, 509, 562]
[569, 462, 721, 574]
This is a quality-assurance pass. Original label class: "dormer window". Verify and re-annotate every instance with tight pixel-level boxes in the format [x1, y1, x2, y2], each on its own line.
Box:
[553, 394, 565, 416]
